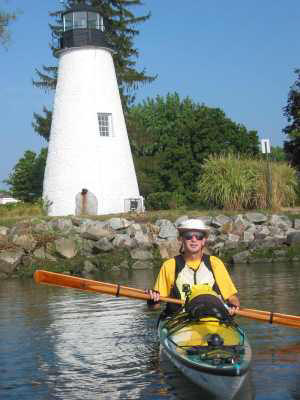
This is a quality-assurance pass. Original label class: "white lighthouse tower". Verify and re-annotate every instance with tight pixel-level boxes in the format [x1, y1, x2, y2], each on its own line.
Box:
[43, 4, 143, 216]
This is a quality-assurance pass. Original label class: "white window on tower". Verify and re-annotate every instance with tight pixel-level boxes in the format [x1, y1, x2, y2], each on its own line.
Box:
[97, 113, 113, 137]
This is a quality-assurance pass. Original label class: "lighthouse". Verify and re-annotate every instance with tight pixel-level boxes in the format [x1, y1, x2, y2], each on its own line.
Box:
[43, 4, 143, 216]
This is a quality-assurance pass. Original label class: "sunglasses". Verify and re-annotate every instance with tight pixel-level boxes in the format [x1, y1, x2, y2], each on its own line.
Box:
[181, 231, 206, 240]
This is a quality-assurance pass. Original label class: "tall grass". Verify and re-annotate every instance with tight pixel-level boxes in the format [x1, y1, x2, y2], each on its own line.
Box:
[0, 201, 44, 220]
[198, 154, 298, 210]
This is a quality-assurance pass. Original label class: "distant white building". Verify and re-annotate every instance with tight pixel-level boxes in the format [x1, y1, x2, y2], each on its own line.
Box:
[0, 194, 19, 205]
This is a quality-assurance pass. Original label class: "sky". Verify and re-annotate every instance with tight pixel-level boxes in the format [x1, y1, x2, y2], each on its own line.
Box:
[1, 0, 300, 191]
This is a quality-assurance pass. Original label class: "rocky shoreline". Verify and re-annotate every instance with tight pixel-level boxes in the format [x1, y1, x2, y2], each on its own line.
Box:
[0, 212, 300, 279]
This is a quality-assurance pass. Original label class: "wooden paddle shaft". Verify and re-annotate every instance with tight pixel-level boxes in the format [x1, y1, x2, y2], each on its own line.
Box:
[236, 309, 300, 328]
[34, 270, 183, 305]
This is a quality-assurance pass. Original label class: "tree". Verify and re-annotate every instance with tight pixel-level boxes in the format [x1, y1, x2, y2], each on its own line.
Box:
[4, 149, 47, 202]
[270, 146, 286, 162]
[0, 8, 17, 46]
[128, 93, 260, 195]
[32, 0, 156, 141]
[283, 69, 300, 169]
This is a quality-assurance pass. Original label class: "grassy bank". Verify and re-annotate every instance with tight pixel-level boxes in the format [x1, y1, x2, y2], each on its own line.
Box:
[1, 201, 300, 226]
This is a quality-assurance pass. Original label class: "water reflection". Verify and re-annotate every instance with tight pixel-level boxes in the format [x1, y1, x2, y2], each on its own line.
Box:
[0, 263, 299, 399]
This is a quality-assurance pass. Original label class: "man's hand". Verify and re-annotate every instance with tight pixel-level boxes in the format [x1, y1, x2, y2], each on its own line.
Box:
[227, 295, 240, 316]
[146, 289, 161, 310]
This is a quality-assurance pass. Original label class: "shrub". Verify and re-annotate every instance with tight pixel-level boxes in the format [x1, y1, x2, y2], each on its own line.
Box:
[146, 191, 186, 210]
[197, 154, 298, 210]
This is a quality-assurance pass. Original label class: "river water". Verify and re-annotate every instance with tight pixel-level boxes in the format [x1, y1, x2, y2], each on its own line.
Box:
[1, 263, 300, 400]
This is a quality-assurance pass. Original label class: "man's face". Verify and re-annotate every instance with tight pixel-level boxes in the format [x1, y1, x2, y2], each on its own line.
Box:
[180, 230, 207, 255]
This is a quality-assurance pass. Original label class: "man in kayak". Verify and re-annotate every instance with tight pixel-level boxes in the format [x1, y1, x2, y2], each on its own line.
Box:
[147, 219, 240, 315]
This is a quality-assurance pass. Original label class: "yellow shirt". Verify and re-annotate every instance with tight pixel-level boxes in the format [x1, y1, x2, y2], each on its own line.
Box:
[153, 256, 237, 300]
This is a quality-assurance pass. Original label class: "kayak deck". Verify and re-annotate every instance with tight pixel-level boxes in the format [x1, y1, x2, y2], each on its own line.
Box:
[159, 314, 251, 377]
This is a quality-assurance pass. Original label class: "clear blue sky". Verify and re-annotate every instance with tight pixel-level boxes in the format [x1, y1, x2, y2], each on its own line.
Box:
[1, 0, 300, 191]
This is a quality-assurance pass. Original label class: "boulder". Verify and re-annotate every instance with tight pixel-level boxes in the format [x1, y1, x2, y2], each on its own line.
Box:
[0, 226, 9, 235]
[286, 231, 300, 245]
[245, 212, 267, 224]
[81, 225, 114, 241]
[93, 237, 114, 252]
[54, 238, 77, 259]
[155, 219, 178, 239]
[108, 218, 132, 230]
[211, 215, 232, 228]
[12, 234, 37, 252]
[0, 249, 24, 274]
[130, 249, 153, 260]
[112, 234, 135, 249]
[157, 239, 181, 259]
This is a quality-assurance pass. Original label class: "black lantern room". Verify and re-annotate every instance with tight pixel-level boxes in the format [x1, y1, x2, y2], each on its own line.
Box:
[58, 5, 112, 50]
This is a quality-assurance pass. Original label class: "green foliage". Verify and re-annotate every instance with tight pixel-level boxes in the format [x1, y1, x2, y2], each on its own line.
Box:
[197, 154, 298, 210]
[283, 69, 300, 169]
[32, 107, 52, 142]
[146, 191, 186, 210]
[128, 93, 260, 196]
[4, 148, 47, 202]
[270, 146, 286, 162]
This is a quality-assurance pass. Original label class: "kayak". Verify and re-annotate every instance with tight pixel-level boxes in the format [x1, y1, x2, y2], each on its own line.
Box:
[158, 312, 252, 400]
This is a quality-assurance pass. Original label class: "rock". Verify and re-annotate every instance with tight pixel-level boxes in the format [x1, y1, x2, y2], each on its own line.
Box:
[131, 260, 153, 270]
[231, 215, 248, 236]
[254, 226, 270, 240]
[221, 222, 233, 234]
[54, 238, 77, 259]
[269, 215, 292, 230]
[33, 247, 57, 261]
[243, 231, 255, 242]
[133, 231, 152, 248]
[294, 219, 300, 230]
[130, 249, 153, 260]
[75, 238, 95, 256]
[286, 231, 300, 245]
[81, 225, 114, 241]
[157, 239, 181, 259]
[93, 237, 114, 252]
[83, 260, 96, 273]
[232, 250, 251, 264]
[112, 234, 135, 249]
[0, 249, 24, 274]
[0, 226, 9, 235]
[156, 219, 178, 239]
[111, 265, 121, 274]
[108, 218, 132, 230]
[245, 212, 267, 224]
[211, 215, 232, 228]
[12, 234, 37, 252]
[227, 233, 240, 242]
[50, 218, 73, 232]
[127, 223, 142, 236]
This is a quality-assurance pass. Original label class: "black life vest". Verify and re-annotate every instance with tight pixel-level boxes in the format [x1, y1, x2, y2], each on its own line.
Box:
[164, 254, 223, 315]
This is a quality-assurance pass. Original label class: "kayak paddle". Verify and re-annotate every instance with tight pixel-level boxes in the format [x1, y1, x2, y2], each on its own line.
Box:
[34, 270, 300, 329]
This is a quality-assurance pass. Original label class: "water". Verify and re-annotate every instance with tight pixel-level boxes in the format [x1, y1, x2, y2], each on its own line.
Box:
[1, 263, 300, 400]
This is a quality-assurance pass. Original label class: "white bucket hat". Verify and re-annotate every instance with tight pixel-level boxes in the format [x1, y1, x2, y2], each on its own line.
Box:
[177, 219, 210, 236]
